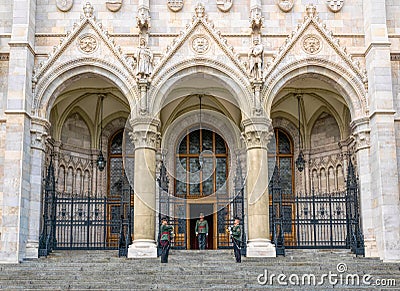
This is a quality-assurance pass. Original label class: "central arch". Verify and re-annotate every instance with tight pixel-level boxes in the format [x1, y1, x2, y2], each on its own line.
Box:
[148, 59, 253, 118]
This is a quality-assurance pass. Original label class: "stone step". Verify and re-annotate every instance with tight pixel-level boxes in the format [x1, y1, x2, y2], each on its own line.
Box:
[1, 250, 398, 290]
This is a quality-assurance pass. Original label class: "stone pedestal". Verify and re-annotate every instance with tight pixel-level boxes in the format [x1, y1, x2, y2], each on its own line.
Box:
[128, 239, 157, 258]
[247, 239, 276, 257]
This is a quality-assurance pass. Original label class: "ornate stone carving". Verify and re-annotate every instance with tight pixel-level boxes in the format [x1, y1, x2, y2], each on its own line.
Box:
[56, 0, 74, 12]
[83, 2, 94, 18]
[134, 38, 153, 79]
[168, 0, 184, 12]
[248, 38, 264, 81]
[216, 0, 233, 12]
[78, 33, 98, 54]
[302, 34, 322, 55]
[129, 130, 160, 150]
[191, 35, 210, 54]
[353, 130, 370, 151]
[326, 0, 344, 13]
[137, 7, 151, 32]
[277, 0, 294, 13]
[195, 2, 205, 18]
[306, 4, 317, 18]
[241, 130, 273, 150]
[106, 0, 122, 12]
[250, 8, 263, 32]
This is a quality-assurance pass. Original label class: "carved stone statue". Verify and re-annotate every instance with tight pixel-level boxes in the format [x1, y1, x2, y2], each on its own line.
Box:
[248, 38, 264, 81]
[135, 38, 153, 79]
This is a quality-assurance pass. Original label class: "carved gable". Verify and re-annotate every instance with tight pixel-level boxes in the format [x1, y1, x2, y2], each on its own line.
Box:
[33, 3, 135, 100]
[151, 3, 248, 83]
[264, 4, 367, 101]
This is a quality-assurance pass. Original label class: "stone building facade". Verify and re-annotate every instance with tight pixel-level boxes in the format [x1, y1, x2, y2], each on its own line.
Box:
[0, 0, 399, 262]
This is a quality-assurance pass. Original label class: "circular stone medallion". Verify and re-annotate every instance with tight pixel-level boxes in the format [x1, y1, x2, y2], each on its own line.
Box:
[56, 0, 74, 12]
[191, 35, 210, 54]
[302, 34, 322, 55]
[78, 34, 98, 54]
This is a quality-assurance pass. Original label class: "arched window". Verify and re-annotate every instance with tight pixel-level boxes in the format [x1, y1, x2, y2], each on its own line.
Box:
[175, 129, 228, 198]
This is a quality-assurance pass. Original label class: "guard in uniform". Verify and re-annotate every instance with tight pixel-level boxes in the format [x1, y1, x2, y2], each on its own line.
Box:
[195, 213, 209, 250]
[158, 217, 174, 263]
[229, 217, 242, 263]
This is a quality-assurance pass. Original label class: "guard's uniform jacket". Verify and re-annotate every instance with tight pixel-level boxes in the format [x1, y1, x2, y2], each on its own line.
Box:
[195, 219, 209, 250]
[159, 224, 174, 263]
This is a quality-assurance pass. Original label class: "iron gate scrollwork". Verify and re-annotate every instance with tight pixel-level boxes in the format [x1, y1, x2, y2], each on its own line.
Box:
[270, 159, 365, 256]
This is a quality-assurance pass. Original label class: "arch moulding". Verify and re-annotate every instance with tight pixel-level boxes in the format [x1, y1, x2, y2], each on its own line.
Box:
[263, 59, 368, 121]
[33, 58, 138, 120]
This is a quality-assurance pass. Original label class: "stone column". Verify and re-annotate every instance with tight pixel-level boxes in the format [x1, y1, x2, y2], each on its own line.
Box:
[0, 0, 37, 263]
[351, 118, 378, 257]
[25, 118, 50, 259]
[242, 117, 276, 257]
[127, 117, 160, 258]
[363, 0, 400, 262]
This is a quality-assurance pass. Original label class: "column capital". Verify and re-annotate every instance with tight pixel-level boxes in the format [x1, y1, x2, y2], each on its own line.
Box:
[350, 117, 371, 152]
[30, 117, 51, 151]
[129, 117, 160, 150]
[241, 117, 273, 150]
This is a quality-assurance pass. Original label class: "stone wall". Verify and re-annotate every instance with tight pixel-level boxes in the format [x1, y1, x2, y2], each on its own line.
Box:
[0, 2, 13, 34]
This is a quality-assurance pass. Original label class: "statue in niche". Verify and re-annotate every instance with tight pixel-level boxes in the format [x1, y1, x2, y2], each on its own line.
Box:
[135, 38, 153, 79]
[248, 38, 264, 81]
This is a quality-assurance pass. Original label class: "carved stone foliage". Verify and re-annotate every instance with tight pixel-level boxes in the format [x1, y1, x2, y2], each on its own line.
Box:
[83, 2, 94, 18]
[326, 0, 344, 13]
[191, 35, 210, 54]
[168, 0, 184, 12]
[277, 0, 294, 13]
[241, 130, 273, 150]
[216, 0, 233, 12]
[302, 34, 322, 55]
[129, 130, 160, 150]
[78, 33, 98, 54]
[106, 0, 123, 12]
[56, 0, 74, 12]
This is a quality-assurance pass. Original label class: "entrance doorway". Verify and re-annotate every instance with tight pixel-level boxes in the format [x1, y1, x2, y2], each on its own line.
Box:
[189, 204, 214, 249]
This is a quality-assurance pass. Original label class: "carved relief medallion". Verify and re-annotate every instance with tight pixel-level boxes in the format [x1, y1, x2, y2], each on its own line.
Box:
[191, 35, 210, 54]
[216, 0, 233, 12]
[302, 34, 322, 55]
[56, 0, 74, 12]
[167, 0, 184, 12]
[78, 34, 98, 54]
[106, 0, 122, 12]
[277, 0, 294, 12]
[326, 0, 344, 12]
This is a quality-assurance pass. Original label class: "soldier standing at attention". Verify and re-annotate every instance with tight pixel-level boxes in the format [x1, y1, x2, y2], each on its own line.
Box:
[195, 213, 209, 250]
[159, 217, 174, 263]
[230, 217, 242, 263]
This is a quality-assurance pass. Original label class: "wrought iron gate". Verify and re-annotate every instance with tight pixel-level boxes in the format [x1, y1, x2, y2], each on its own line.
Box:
[39, 160, 133, 257]
[270, 160, 365, 256]
[157, 160, 246, 251]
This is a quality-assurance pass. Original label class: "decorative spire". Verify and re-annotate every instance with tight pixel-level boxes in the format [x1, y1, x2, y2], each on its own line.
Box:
[195, 2, 205, 18]
[83, 2, 94, 18]
[306, 4, 317, 18]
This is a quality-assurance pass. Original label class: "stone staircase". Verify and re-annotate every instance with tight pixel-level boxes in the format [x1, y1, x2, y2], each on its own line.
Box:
[0, 249, 399, 290]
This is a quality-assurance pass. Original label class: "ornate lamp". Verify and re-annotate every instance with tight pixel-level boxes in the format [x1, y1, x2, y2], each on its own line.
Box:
[295, 94, 306, 172]
[96, 95, 106, 171]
